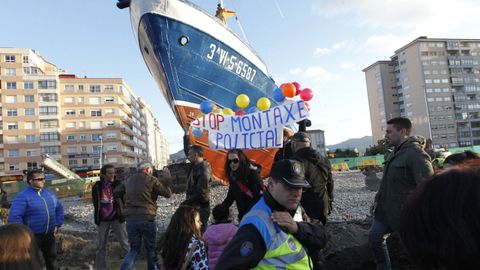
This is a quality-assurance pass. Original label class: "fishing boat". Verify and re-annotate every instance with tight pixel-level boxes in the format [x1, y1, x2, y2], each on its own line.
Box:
[119, 0, 280, 180]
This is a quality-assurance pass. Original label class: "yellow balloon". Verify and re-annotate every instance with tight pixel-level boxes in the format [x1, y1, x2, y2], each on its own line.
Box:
[256, 97, 271, 111]
[236, 94, 250, 108]
[222, 107, 235, 115]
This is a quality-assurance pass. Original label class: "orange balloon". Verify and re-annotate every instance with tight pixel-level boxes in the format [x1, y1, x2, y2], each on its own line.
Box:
[281, 83, 296, 98]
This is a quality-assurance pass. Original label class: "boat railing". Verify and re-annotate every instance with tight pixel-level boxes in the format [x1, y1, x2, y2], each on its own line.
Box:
[177, 0, 269, 74]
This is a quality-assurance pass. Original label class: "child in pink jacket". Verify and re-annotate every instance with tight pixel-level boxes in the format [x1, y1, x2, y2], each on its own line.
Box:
[203, 204, 238, 269]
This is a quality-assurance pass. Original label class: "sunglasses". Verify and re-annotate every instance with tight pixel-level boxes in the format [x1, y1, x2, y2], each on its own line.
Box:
[228, 158, 239, 164]
[34, 178, 45, 181]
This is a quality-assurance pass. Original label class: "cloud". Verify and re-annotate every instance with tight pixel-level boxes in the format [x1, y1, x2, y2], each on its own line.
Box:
[340, 62, 354, 69]
[312, 0, 480, 37]
[313, 40, 349, 57]
[364, 34, 416, 54]
[289, 66, 341, 82]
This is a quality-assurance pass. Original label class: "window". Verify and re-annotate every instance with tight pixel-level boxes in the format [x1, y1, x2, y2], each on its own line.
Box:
[92, 134, 102, 142]
[79, 109, 85, 115]
[39, 106, 58, 115]
[27, 162, 38, 170]
[5, 55, 16, 62]
[91, 110, 102, 117]
[106, 132, 117, 139]
[78, 122, 85, 128]
[66, 122, 76, 128]
[9, 163, 20, 171]
[26, 149, 37, 157]
[8, 149, 20, 157]
[41, 146, 60, 155]
[5, 68, 16, 76]
[23, 55, 29, 63]
[24, 122, 35, 129]
[81, 146, 87, 152]
[105, 108, 114, 115]
[69, 160, 78, 165]
[82, 159, 88, 165]
[93, 145, 101, 154]
[104, 97, 115, 103]
[6, 82, 16, 89]
[40, 132, 59, 142]
[106, 144, 117, 151]
[7, 109, 17, 116]
[67, 147, 77, 154]
[40, 119, 58, 128]
[65, 110, 76, 116]
[39, 94, 57, 102]
[104, 85, 114, 91]
[24, 81, 34, 89]
[38, 80, 56, 89]
[25, 135, 36, 143]
[7, 123, 18, 130]
[24, 95, 34, 102]
[89, 97, 101, 105]
[64, 85, 75, 91]
[80, 134, 87, 141]
[78, 85, 84, 91]
[106, 121, 115, 127]
[66, 135, 76, 141]
[77, 97, 84, 103]
[6, 136, 19, 143]
[90, 85, 101, 92]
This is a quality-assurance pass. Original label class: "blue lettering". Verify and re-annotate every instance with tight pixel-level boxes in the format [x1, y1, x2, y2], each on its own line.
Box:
[249, 132, 257, 149]
[231, 117, 242, 132]
[273, 107, 283, 126]
[283, 103, 296, 122]
[274, 128, 282, 147]
[224, 133, 232, 149]
[265, 129, 276, 147]
[256, 131, 265, 148]
[215, 132, 223, 150]
[297, 100, 308, 119]
[241, 116, 252, 131]
[251, 112, 262, 130]
[261, 109, 272, 128]
[242, 133, 249, 148]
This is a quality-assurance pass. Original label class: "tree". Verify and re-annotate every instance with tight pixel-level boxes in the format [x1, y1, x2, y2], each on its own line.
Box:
[365, 138, 389, 156]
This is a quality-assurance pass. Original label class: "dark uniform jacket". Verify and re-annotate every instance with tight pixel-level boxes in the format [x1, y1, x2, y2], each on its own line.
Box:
[292, 147, 334, 225]
[215, 191, 327, 269]
[374, 136, 434, 230]
[114, 172, 172, 221]
[220, 165, 263, 221]
[92, 176, 125, 225]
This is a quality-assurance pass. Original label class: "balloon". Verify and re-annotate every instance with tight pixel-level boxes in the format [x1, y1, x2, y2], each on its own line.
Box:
[235, 109, 246, 116]
[281, 83, 296, 98]
[247, 106, 259, 114]
[292, 82, 301, 96]
[196, 112, 204, 118]
[300, 88, 314, 101]
[192, 127, 203, 137]
[213, 108, 222, 114]
[200, 100, 214, 114]
[222, 107, 235, 115]
[257, 97, 271, 111]
[304, 102, 311, 111]
[273, 87, 285, 102]
[235, 94, 250, 108]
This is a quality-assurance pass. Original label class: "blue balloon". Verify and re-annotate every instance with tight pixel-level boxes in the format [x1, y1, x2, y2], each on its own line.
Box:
[247, 106, 259, 114]
[200, 100, 214, 114]
[192, 127, 203, 137]
[273, 87, 285, 102]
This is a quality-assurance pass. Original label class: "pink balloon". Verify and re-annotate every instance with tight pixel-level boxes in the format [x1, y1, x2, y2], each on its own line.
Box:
[292, 82, 301, 96]
[300, 88, 313, 101]
[235, 109, 246, 116]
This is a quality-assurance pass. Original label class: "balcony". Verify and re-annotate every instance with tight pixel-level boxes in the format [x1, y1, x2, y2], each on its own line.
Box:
[121, 139, 135, 147]
[120, 125, 135, 136]
[120, 116, 133, 127]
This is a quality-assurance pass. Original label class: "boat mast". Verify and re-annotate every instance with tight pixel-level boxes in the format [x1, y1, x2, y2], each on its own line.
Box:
[216, 0, 249, 44]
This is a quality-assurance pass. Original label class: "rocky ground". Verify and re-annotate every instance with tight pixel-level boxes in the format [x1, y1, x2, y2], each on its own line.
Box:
[56, 170, 418, 269]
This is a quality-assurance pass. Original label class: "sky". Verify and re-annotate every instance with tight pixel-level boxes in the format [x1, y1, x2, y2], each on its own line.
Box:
[2, 0, 480, 154]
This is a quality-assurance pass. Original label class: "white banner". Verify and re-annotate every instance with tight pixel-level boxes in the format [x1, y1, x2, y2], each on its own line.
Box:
[191, 100, 309, 150]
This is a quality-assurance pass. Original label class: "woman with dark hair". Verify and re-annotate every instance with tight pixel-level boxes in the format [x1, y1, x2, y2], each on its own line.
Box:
[399, 159, 480, 270]
[158, 205, 208, 270]
[219, 149, 263, 221]
[0, 223, 42, 270]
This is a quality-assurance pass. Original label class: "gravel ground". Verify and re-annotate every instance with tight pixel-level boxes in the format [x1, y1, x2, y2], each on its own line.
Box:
[62, 170, 377, 233]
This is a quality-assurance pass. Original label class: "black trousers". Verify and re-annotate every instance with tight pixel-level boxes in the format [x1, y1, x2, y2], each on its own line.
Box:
[199, 204, 210, 234]
[35, 233, 57, 270]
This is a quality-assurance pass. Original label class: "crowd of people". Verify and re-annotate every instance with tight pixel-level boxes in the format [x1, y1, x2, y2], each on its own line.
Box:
[1, 116, 480, 270]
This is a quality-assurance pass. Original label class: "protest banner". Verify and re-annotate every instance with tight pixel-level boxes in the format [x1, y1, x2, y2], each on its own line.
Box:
[191, 100, 309, 150]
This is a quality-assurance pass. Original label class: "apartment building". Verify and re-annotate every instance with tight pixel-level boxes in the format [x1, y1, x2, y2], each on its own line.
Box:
[0, 48, 169, 179]
[363, 37, 480, 148]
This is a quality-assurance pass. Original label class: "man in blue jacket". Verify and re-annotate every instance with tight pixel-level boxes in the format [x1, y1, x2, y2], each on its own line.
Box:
[8, 169, 64, 270]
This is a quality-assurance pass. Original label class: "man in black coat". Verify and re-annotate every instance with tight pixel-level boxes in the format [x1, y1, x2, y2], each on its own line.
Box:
[291, 132, 334, 225]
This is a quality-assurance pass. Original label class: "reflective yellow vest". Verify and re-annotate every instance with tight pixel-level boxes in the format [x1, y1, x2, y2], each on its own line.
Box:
[240, 198, 312, 269]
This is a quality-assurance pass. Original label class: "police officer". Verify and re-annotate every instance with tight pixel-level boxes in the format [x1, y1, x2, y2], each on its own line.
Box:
[216, 159, 327, 269]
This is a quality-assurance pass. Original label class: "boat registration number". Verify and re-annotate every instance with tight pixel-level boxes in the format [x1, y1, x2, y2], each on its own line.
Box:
[206, 43, 257, 82]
